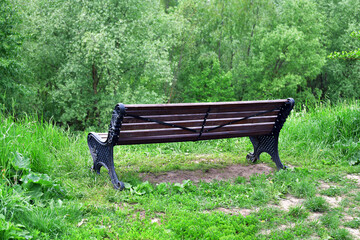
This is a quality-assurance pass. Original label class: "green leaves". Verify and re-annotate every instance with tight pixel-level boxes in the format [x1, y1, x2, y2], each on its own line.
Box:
[328, 31, 360, 60]
[0, 214, 32, 240]
[21, 172, 65, 200]
[12, 152, 30, 172]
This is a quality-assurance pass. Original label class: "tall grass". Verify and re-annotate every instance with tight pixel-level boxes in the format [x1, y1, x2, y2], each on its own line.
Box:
[282, 100, 360, 167]
[0, 110, 92, 183]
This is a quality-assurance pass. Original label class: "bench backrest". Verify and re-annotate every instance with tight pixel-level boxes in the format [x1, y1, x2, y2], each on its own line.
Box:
[98, 99, 292, 145]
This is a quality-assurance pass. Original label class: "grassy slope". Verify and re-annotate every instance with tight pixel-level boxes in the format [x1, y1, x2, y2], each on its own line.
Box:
[1, 101, 360, 239]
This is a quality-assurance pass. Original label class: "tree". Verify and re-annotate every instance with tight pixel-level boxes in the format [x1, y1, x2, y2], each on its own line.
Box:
[234, 0, 326, 102]
[317, 0, 360, 100]
[18, 0, 177, 129]
[0, 0, 25, 112]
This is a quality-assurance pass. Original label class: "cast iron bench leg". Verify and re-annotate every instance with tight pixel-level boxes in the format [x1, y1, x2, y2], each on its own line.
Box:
[246, 98, 294, 170]
[247, 135, 286, 170]
[87, 133, 125, 190]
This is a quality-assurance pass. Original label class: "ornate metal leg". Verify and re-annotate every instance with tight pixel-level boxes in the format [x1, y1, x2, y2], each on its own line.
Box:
[247, 135, 286, 170]
[87, 133, 125, 190]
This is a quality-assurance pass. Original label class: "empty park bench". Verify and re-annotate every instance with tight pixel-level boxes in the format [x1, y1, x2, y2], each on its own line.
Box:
[87, 98, 295, 190]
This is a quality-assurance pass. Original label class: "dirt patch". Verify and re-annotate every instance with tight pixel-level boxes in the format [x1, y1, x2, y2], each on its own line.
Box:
[258, 229, 272, 236]
[343, 215, 353, 222]
[322, 195, 342, 208]
[345, 228, 360, 239]
[308, 212, 323, 221]
[214, 207, 252, 216]
[151, 218, 161, 224]
[278, 195, 305, 211]
[346, 174, 360, 185]
[270, 194, 304, 211]
[132, 210, 146, 220]
[140, 163, 273, 184]
[318, 180, 338, 190]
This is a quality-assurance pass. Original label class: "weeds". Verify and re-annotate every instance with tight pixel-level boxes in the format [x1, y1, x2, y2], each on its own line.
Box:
[304, 197, 330, 212]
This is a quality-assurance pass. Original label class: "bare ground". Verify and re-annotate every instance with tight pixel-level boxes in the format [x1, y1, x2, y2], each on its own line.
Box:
[140, 163, 273, 184]
[277, 195, 305, 211]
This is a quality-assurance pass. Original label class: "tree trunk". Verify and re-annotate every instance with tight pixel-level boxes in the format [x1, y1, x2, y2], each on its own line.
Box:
[92, 63, 100, 126]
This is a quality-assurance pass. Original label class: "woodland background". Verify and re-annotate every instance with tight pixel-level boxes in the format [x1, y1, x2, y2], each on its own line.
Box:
[1, 0, 359, 130]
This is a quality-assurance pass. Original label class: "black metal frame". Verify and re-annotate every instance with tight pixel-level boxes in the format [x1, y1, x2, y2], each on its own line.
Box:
[87, 99, 294, 190]
[246, 98, 295, 169]
[87, 103, 126, 190]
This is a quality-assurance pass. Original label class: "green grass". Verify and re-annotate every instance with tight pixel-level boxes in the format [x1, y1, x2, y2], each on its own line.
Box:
[1, 100, 360, 239]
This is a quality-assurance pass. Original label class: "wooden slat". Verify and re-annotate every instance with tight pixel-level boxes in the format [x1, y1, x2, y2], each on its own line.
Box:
[122, 110, 280, 124]
[116, 129, 272, 145]
[124, 99, 287, 108]
[125, 103, 283, 116]
[120, 116, 277, 131]
[116, 122, 273, 138]
[97, 122, 274, 139]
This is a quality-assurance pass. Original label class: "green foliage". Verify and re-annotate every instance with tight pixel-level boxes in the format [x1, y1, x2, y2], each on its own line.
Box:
[329, 31, 360, 60]
[287, 206, 309, 220]
[282, 100, 360, 166]
[0, 214, 32, 240]
[21, 172, 65, 200]
[183, 56, 235, 102]
[320, 212, 340, 229]
[304, 197, 329, 212]
[235, 0, 325, 103]
[18, 0, 175, 129]
[344, 218, 360, 229]
[165, 211, 259, 239]
[330, 228, 352, 240]
[1, 0, 359, 127]
[320, 186, 342, 197]
[0, 0, 29, 115]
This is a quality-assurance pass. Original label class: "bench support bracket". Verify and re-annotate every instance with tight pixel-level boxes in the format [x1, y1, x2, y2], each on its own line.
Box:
[247, 98, 294, 170]
[247, 135, 285, 169]
[87, 104, 126, 190]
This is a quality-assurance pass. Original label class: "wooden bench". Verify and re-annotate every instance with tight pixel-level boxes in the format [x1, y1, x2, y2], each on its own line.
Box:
[87, 98, 295, 190]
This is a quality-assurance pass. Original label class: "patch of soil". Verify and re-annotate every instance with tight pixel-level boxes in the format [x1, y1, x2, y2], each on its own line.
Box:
[214, 207, 252, 217]
[318, 180, 338, 190]
[150, 218, 161, 225]
[346, 174, 360, 185]
[345, 228, 360, 239]
[278, 195, 305, 211]
[270, 194, 304, 211]
[322, 195, 342, 208]
[258, 229, 272, 236]
[308, 212, 323, 221]
[343, 214, 353, 221]
[140, 163, 273, 184]
[132, 210, 146, 220]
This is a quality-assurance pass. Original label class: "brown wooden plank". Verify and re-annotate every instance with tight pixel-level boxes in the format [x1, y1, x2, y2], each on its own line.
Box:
[120, 116, 277, 130]
[116, 129, 271, 145]
[122, 110, 280, 124]
[97, 123, 273, 143]
[125, 102, 284, 116]
[117, 122, 273, 138]
[124, 99, 288, 109]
